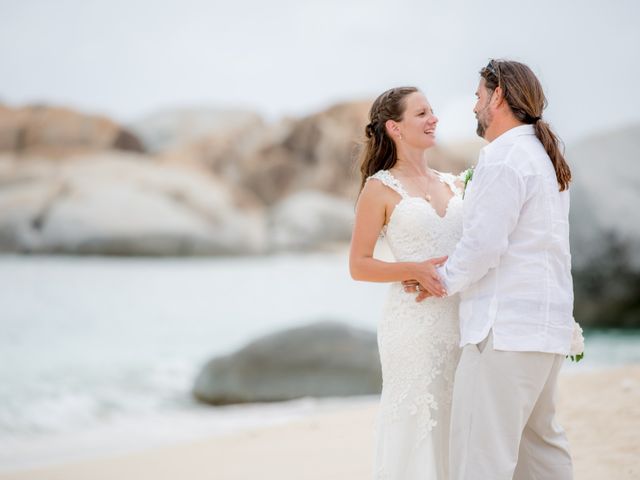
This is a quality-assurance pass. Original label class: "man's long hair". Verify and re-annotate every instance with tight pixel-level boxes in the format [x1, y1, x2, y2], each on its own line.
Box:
[481, 60, 571, 191]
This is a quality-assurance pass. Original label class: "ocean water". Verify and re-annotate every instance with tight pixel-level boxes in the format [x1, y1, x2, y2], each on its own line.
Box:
[0, 253, 638, 470]
[0, 252, 388, 470]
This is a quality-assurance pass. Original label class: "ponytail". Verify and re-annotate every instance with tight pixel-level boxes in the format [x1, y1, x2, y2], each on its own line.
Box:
[481, 59, 572, 192]
[534, 120, 571, 191]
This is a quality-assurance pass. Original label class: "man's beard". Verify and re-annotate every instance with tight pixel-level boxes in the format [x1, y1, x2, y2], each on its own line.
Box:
[475, 107, 491, 139]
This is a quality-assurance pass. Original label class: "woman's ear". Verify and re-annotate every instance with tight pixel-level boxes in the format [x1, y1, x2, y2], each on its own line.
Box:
[385, 119, 401, 139]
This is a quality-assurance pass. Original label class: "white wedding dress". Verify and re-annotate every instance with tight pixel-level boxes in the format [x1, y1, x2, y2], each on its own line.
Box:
[369, 170, 464, 480]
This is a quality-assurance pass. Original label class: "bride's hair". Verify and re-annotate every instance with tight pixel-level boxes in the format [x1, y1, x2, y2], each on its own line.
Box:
[357, 86, 418, 193]
[481, 59, 571, 191]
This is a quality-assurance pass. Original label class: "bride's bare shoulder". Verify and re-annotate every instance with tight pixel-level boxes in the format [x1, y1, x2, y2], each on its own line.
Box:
[359, 176, 391, 201]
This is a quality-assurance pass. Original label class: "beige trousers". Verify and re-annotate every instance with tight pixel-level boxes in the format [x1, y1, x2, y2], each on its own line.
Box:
[449, 331, 573, 480]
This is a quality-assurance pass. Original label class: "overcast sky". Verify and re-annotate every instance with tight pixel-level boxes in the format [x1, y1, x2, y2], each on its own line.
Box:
[1, 0, 638, 143]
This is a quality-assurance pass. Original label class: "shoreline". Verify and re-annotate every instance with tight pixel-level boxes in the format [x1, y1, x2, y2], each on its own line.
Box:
[0, 395, 376, 473]
[1, 366, 638, 480]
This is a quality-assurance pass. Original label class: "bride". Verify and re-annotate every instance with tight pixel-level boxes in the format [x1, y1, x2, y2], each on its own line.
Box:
[349, 86, 465, 479]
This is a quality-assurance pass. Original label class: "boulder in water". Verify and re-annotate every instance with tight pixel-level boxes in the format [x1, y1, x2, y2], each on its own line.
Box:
[192, 321, 381, 405]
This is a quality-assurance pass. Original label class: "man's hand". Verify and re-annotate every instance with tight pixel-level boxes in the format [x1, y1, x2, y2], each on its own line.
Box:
[402, 256, 448, 299]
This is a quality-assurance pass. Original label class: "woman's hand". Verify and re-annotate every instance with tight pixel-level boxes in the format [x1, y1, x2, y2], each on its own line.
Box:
[403, 280, 434, 302]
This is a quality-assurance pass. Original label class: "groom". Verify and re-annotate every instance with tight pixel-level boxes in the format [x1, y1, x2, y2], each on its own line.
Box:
[410, 59, 575, 479]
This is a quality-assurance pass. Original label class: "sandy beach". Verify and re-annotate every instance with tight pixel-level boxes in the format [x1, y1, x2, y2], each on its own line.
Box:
[1, 366, 638, 480]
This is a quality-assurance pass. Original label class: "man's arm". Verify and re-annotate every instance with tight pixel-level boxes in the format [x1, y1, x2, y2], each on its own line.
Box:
[435, 160, 527, 296]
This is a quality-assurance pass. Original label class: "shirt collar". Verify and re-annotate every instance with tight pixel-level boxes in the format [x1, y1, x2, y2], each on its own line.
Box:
[481, 124, 535, 157]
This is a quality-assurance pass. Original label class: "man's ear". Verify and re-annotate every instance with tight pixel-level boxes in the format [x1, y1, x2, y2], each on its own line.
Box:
[492, 86, 506, 107]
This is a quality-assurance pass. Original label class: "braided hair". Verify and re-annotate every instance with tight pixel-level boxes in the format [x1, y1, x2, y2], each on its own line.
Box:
[358, 86, 419, 193]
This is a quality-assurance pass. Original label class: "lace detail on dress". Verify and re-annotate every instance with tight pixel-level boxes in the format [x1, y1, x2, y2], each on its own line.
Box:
[368, 170, 409, 199]
[377, 291, 461, 437]
[436, 171, 463, 197]
[371, 168, 464, 480]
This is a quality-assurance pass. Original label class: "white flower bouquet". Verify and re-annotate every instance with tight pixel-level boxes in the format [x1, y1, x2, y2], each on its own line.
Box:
[568, 321, 585, 362]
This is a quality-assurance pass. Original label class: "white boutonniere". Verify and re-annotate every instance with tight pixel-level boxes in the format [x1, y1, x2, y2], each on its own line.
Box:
[567, 321, 585, 362]
[462, 167, 474, 199]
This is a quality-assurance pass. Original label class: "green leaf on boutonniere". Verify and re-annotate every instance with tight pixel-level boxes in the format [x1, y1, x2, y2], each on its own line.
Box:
[462, 167, 474, 199]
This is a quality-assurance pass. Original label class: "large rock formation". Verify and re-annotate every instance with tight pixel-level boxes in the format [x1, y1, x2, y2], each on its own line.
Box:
[157, 101, 482, 206]
[568, 123, 640, 327]
[0, 153, 264, 255]
[267, 190, 354, 251]
[0, 105, 144, 155]
[160, 101, 371, 205]
[192, 321, 381, 405]
[129, 107, 264, 154]
[0, 100, 485, 256]
[240, 104, 481, 205]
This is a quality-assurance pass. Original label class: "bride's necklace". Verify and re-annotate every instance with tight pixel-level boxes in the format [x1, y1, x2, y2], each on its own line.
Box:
[394, 166, 440, 202]
[407, 176, 433, 202]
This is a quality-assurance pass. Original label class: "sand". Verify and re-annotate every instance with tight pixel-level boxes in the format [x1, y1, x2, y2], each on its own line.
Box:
[1, 366, 638, 480]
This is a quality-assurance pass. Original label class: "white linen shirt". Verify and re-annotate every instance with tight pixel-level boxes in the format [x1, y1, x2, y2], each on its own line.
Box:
[437, 125, 574, 354]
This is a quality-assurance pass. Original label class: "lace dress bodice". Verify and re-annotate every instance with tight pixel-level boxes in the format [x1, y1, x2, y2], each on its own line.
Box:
[367, 169, 464, 480]
[370, 169, 463, 262]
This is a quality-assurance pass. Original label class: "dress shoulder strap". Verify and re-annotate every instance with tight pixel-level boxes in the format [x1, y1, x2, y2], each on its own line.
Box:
[435, 171, 463, 196]
[367, 170, 409, 198]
